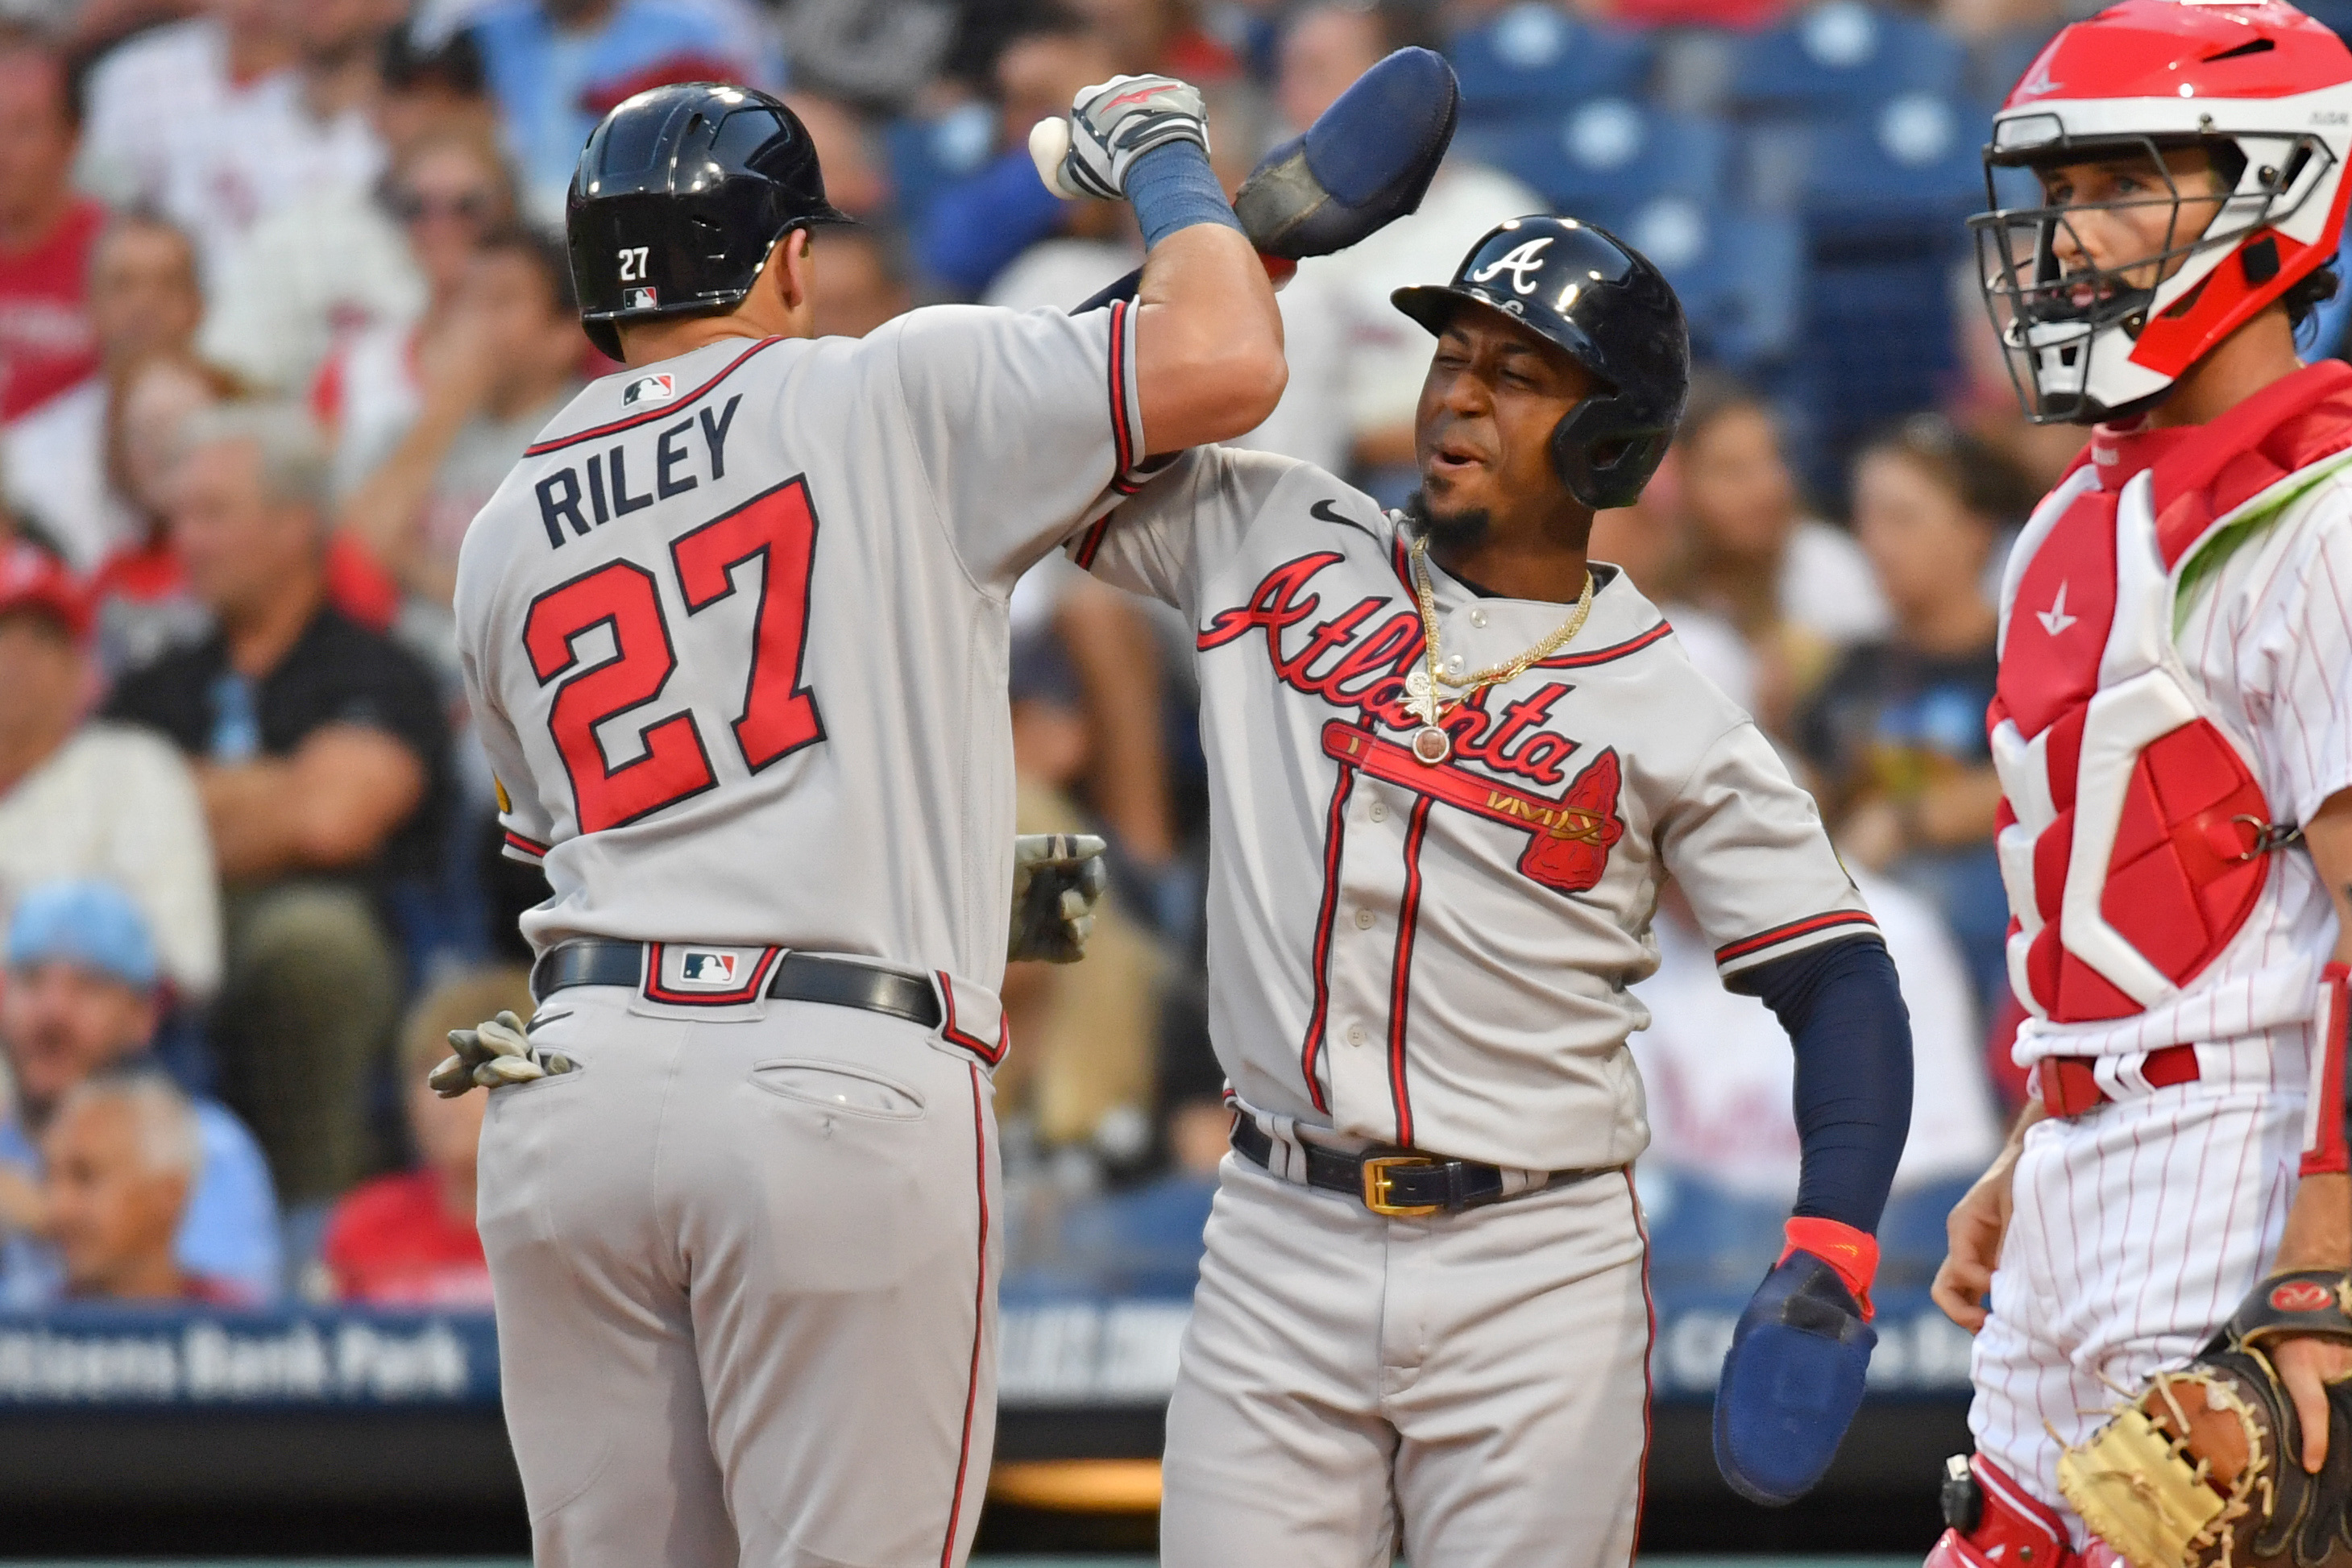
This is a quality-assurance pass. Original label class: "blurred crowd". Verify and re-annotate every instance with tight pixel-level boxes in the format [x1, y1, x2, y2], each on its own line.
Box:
[0, 0, 2319, 1310]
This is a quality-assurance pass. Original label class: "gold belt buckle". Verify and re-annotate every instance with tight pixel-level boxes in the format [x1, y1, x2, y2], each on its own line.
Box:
[1361, 1155, 1443, 1217]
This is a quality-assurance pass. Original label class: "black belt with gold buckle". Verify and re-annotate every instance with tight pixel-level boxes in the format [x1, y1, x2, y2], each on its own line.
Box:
[1229, 1113, 1607, 1217]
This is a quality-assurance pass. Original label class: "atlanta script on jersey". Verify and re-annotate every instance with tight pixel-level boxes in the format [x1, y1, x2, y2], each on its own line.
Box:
[1069, 446, 1873, 1172]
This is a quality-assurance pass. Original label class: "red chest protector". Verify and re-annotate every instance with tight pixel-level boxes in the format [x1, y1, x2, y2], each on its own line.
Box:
[1989, 360, 2352, 1024]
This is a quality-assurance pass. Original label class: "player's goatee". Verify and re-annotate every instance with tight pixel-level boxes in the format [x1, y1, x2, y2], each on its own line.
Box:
[1400, 488, 1490, 552]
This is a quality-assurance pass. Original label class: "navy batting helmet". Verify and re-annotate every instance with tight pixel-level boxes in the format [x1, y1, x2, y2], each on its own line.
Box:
[1392, 216, 1689, 512]
[567, 83, 852, 359]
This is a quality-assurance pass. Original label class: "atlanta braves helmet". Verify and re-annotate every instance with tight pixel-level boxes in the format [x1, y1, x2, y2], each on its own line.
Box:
[1392, 216, 1690, 511]
[1972, 0, 2352, 424]
[568, 82, 852, 359]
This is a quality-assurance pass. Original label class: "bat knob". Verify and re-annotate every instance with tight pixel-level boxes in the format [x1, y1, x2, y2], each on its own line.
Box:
[1028, 118, 1080, 201]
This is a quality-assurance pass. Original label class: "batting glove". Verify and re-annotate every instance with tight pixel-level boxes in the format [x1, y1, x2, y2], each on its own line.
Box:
[428, 1010, 578, 1098]
[1029, 74, 1209, 201]
[1009, 833, 1110, 964]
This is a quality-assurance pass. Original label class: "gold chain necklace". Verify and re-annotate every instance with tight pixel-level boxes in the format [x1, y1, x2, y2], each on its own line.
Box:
[1402, 533, 1592, 765]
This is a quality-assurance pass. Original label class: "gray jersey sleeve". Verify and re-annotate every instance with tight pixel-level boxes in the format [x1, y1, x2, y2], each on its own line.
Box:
[1656, 722, 1877, 981]
[887, 300, 1147, 593]
[1066, 443, 1310, 624]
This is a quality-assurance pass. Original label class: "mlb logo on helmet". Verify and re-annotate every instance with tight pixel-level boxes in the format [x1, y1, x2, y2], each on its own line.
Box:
[677, 950, 739, 986]
[624, 286, 659, 310]
[623, 374, 677, 407]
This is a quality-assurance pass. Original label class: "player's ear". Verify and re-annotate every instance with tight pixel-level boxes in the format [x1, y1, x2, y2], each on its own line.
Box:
[773, 226, 816, 318]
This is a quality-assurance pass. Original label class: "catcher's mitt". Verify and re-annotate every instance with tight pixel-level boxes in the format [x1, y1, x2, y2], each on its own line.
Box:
[2058, 1271, 2352, 1568]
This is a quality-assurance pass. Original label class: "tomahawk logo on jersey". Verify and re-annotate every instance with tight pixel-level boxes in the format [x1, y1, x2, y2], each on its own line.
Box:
[1067, 445, 1873, 1172]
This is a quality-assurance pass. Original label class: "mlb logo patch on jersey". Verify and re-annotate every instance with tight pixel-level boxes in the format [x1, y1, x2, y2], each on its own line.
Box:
[677, 950, 738, 986]
[622, 373, 677, 408]
[643, 943, 782, 1006]
[624, 286, 659, 310]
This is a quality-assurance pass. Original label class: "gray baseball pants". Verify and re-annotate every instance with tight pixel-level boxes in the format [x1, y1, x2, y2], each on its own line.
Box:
[476, 985, 1002, 1568]
[1159, 1151, 1652, 1568]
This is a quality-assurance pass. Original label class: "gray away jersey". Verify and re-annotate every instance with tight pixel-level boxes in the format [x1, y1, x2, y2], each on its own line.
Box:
[454, 302, 1146, 992]
[1072, 446, 1873, 1172]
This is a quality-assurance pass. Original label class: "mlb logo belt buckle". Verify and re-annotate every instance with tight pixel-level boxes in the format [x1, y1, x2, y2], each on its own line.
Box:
[1361, 1154, 1444, 1217]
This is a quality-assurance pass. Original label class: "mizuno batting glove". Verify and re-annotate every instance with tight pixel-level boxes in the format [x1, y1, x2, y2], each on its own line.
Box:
[1009, 833, 1110, 964]
[428, 1010, 577, 1098]
[1029, 74, 1209, 201]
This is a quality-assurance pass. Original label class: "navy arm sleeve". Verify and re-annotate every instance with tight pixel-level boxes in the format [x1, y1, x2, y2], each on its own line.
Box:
[1728, 935, 1913, 1233]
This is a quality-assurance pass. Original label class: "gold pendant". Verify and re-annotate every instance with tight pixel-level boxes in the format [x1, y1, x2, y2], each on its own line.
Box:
[1403, 668, 1445, 728]
[1412, 725, 1452, 765]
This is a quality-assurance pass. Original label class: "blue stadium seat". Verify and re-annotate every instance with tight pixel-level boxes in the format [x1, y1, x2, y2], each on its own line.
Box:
[880, 103, 998, 234]
[1970, 23, 2062, 114]
[1619, 201, 1804, 370]
[1728, 0, 1967, 119]
[1463, 101, 1728, 238]
[1799, 92, 1985, 249]
[1447, 4, 1653, 122]
[1789, 251, 1961, 500]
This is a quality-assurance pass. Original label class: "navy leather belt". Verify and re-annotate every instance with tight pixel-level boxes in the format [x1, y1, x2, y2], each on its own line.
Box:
[530, 939, 943, 1030]
[1229, 1114, 1607, 1217]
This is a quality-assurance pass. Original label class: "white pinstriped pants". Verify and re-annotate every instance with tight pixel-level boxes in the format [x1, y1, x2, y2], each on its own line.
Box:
[1968, 1031, 2309, 1541]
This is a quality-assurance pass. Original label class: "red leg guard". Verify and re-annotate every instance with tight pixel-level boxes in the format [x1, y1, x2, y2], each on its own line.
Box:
[1926, 1457, 2076, 1568]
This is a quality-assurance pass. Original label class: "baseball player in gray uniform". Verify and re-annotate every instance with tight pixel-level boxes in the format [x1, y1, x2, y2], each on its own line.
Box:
[438, 81, 1282, 1568]
[1065, 217, 1921, 1565]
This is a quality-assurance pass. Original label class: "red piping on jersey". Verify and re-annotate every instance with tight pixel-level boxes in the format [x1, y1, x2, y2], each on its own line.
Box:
[1532, 620, 1673, 668]
[940, 1062, 990, 1568]
[1713, 911, 1881, 966]
[1388, 532, 1415, 596]
[937, 973, 1007, 1065]
[1072, 513, 1113, 570]
[1107, 299, 1135, 475]
[1297, 722, 1368, 1114]
[501, 828, 549, 860]
[523, 337, 785, 456]
[641, 943, 782, 1005]
[1627, 1169, 1657, 1558]
[1385, 794, 1433, 1148]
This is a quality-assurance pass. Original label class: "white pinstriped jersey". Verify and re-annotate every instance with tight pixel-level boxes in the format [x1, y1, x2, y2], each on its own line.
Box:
[1995, 418, 2352, 1066]
[1071, 446, 1873, 1172]
[453, 302, 1146, 992]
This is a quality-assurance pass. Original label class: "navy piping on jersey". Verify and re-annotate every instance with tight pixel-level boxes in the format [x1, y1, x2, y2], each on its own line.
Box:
[1107, 300, 1135, 474]
[1386, 794, 1435, 1147]
[523, 336, 787, 457]
[1715, 909, 1881, 966]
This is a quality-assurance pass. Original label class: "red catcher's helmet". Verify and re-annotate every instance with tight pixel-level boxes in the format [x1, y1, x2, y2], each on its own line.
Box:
[1972, 0, 2352, 424]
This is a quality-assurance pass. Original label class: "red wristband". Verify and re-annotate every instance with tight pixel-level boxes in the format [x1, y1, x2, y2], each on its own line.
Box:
[1259, 254, 1297, 289]
[1781, 1216, 1880, 1321]
[2304, 962, 2351, 1177]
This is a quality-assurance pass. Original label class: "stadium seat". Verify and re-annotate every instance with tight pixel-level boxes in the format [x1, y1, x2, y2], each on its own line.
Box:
[1789, 251, 1961, 499]
[1798, 91, 1985, 249]
[1620, 201, 1804, 370]
[1970, 23, 2063, 113]
[1727, 0, 1967, 118]
[1447, 3, 1654, 122]
[880, 103, 998, 234]
[1463, 101, 1729, 238]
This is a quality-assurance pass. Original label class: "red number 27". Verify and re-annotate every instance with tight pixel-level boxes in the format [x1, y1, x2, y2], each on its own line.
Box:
[523, 476, 824, 834]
